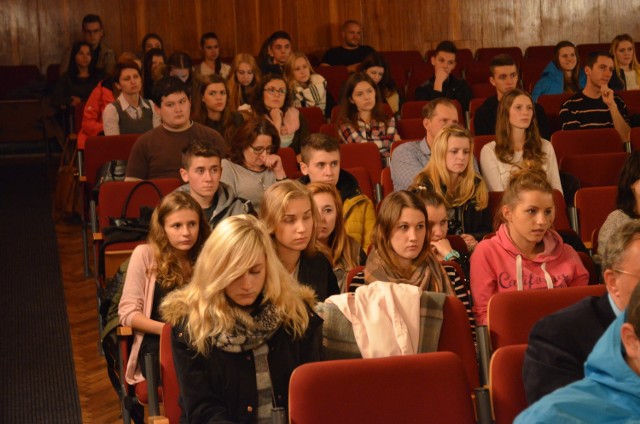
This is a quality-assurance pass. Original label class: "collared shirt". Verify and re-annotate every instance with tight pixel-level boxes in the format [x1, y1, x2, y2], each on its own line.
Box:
[607, 292, 623, 317]
[102, 94, 161, 136]
[390, 138, 431, 191]
[339, 117, 397, 150]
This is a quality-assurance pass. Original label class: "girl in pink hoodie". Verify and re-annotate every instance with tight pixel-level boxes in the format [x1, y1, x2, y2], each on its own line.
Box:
[470, 169, 589, 325]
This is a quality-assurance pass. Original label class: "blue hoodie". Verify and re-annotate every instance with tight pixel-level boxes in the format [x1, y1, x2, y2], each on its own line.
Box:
[531, 61, 587, 102]
[515, 313, 640, 423]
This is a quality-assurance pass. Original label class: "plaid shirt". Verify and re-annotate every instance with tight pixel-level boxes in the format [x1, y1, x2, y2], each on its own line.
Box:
[339, 117, 397, 150]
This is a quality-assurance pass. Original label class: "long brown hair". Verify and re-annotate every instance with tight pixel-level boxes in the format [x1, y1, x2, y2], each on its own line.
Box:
[338, 72, 390, 128]
[553, 41, 581, 94]
[371, 191, 449, 291]
[147, 191, 210, 290]
[411, 126, 488, 210]
[193, 74, 237, 140]
[495, 88, 547, 166]
[307, 182, 361, 270]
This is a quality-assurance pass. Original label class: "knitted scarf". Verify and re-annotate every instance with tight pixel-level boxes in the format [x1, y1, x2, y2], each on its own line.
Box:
[213, 301, 282, 422]
[364, 248, 452, 294]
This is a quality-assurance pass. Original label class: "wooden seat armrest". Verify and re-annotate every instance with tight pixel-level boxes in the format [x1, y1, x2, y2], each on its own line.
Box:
[93, 232, 103, 241]
[117, 326, 133, 336]
[148, 417, 169, 424]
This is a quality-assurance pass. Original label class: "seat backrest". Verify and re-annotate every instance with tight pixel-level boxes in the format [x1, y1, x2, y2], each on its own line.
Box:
[340, 142, 382, 186]
[473, 134, 495, 170]
[314, 65, 349, 105]
[618, 90, 640, 116]
[438, 295, 480, 389]
[560, 152, 629, 187]
[490, 344, 528, 424]
[288, 352, 476, 424]
[406, 63, 435, 101]
[537, 93, 572, 134]
[401, 100, 428, 119]
[574, 186, 617, 244]
[521, 57, 549, 92]
[160, 324, 181, 424]
[576, 43, 611, 66]
[631, 127, 640, 151]
[551, 128, 623, 164]
[83, 134, 141, 187]
[397, 118, 426, 140]
[319, 123, 340, 139]
[344, 166, 374, 202]
[277, 147, 301, 179]
[524, 45, 555, 61]
[475, 47, 523, 66]
[488, 284, 607, 349]
[97, 179, 182, 229]
[469, 97, 487, 134]
[465, 61, 491, 85]
[470, 82, 496, 99]
[380, 166, 394, 199]
[297, 106, 325, 133]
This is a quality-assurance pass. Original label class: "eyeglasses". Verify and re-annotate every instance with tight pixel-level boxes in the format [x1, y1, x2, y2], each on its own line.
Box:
[248, 145, 273, 155]
[264, 88, 287, 96]
[614, 269, 640, 281]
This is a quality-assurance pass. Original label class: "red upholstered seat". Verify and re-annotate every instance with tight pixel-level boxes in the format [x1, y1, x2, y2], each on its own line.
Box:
[490, 344, 528, 424]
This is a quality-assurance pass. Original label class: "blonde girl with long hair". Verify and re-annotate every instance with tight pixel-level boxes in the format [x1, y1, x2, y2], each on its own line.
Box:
[162, 214, 322, 423]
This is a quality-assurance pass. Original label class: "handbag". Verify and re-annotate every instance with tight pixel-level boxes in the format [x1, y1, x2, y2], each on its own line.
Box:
[52, 137, 82, 221]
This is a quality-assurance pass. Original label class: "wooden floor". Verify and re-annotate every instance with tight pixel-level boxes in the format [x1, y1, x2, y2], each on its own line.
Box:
[56, 220, 122, 423]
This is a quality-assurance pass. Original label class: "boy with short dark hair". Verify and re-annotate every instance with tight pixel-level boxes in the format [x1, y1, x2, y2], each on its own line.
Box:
[299, 133, 375, 250]
[177, 139, 253, 229]
[125, 76, 227, 181]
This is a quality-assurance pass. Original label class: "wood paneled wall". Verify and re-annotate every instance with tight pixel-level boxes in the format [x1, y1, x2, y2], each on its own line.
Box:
[3, 0, 640, 71]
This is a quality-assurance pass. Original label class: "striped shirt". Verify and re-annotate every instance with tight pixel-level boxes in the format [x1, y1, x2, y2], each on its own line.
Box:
[559, 91, 628, 131]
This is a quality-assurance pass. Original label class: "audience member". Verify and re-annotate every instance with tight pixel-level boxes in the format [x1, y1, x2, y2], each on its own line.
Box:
[391, 98, 460, 190]
[258, 31, 292, 76]
[516, 281, 640, 422]
[167, 52, 194, 87]
[284, 52, 329, 115]
[523, 220, 640, 405]
[177, 139, 254, 229]
[321, 20, 375, 72]
[142, 48, 166, 99]
[474, 54, 551, 139]
[532, 41, 586, 102]
[298, 133, 376, 251]
[60, 14, 115, 76]
[162, 214, 322, 423]
[308, 182, 367, 291]
[251, 74, 309, 155]
[227, 53, 261, 112]
[470, 169, 589, 325]
[194, 32, 231, 80]
[125, 77, 226, 181]
[102, 60, 160, 135]
[220, 117, 286, 212]
[598, 151, 640, 255]
[609, 34, 640, 91]
[118, 191, 210, 385]
[140, 33, 163, 55]
[338, 72, 400, 154]
[193, 74, 244, 141]
[361, 52, 402, 114]
[415, 41, 472, 112]
[480, 88, 562, 192]
[259, 180, 340, 301]
[415, 187, 471, 286]
[51, 41, 104, 108]
[559, 51, 630, 142]
[410, 126, 491, 248]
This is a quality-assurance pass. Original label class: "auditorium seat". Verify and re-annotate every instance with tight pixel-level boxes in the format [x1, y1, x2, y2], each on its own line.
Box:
[551, 127, 624, 164]
[406, 63, 435, 101]
[381, 166, 393, 198]
[475, 47, 523, 66]
[490, 344, 528, 424]
[473, 134, 495, 171]
[297, 106, 326, 133]
[560, 152, 629, 188]
[524, 45, 555, 61]
[277, 147, 301, 179]
[314, 65, 348, 106]
[574, 186, 617, 247]
[537, 93, 572, 134]
[397, 118, 425, 140]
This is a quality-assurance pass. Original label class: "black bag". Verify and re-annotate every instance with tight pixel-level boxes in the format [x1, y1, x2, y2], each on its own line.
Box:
[99, 180, 163, 276]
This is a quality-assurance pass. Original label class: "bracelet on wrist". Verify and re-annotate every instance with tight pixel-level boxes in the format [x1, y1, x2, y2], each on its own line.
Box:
[443, 250, 461, 261]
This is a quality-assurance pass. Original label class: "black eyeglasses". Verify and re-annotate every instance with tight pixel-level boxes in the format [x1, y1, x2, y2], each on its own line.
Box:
[248, 145, 273, 154]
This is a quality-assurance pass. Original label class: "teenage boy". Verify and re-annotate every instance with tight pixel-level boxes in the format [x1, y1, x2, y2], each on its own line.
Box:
[473, 54, 551, 139]
[415, 41, 472, 111]
[125, 77, 227, 181]
[559, 51, 630, 142]
[177, 139, 254, 229]
[298, 134, 375, 250]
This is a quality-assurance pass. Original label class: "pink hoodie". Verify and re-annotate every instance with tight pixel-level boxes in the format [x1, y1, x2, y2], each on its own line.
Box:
[470, 223, 589, 325]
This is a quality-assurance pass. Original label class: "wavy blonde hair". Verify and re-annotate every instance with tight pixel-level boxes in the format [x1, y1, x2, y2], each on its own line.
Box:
[147, 191, 210, 290]
[284, 51, 316, 91]
[411, 125, 488, 210]
[161, 214, 315, 355]
[611, 34, 640, 87]
[307, 182, 361, 270]
[227, 53, 261, 111]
